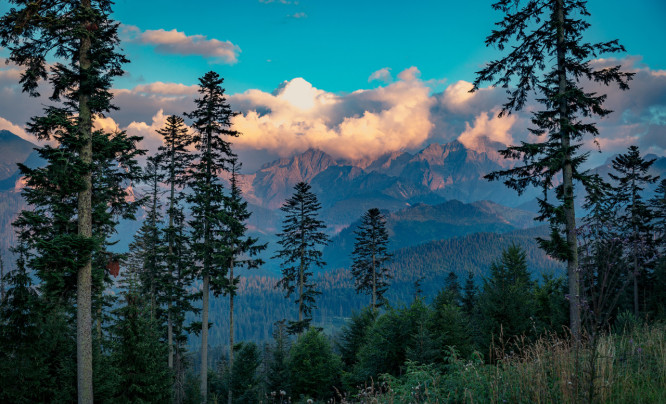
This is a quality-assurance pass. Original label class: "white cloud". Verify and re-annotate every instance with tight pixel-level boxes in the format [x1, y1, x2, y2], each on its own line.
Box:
[368, 67, 392, 83]
[397, 66, 421, 82]
[457, 109, 517, 152]
[229, 67, 435, 160]
[126, 26, 241, 64]
[131, 82, 199, 96]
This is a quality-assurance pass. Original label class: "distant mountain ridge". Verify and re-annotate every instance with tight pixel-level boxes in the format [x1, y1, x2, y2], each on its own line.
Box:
[0, 130, 36, 183]
[2, 129, 666, 271]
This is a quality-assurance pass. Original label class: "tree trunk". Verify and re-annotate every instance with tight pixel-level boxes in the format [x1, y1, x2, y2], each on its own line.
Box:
[201, 109, 213, 404]
[298, 205, 305, 334]
[77, 1, 94, 401]
[201, 274, 209, 404]
[168, 145, 176, 369]
[228, 258, 234, 404]
[557, 0, 581, 343]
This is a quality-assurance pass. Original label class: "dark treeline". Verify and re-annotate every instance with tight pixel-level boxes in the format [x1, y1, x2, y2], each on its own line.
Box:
[0, 1, 665, 404]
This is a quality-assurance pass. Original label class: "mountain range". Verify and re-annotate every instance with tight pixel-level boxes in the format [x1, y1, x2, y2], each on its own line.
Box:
[1, 130, 665, 277]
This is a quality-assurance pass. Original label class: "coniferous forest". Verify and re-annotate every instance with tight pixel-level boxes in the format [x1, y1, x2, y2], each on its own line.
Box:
[0, 1, 665, 403]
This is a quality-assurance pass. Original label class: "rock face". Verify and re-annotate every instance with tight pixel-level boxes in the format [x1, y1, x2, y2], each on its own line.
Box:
[251, 149, 339, 209]
[247, 140, 520, 217]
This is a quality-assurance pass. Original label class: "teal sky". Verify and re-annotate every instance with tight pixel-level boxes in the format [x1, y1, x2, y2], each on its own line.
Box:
[109, 0, 666, 94]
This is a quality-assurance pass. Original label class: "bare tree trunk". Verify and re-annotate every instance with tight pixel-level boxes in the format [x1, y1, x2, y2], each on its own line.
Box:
[298, 206, 305, 334]
[228, 257, 234, 404]
[557, 0, 581, 343]
[201, 274, 209, 403]
[167, 148, 176, 370]
[77, 1, 94, 401]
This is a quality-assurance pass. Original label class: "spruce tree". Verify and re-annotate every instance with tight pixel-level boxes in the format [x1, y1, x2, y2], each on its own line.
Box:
[0, 2, 131, 400]
[109, 270, 171, 403]
[351, 208, 392, 311]
[648, 180, 666, 319]
[608, 145, 659, 316]
[473, 0, 634, 341]
[221, 159, 266, 404]
[478, 245, 535, 352]
[186, 71, 239, 403]
[274, 182, 329, 335]
[130, 155, 166, 321]
[578, 180, 629, 333]
[155, 114, 194, 371]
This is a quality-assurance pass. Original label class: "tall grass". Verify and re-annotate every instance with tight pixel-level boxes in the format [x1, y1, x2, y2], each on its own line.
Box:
[338, 323, 666, 404]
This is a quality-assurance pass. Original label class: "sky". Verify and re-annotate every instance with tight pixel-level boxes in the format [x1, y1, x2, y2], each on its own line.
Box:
[1, 0, 665, 171]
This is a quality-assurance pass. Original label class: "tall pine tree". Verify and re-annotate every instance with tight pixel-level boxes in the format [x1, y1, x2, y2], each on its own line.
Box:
[275, 182, 329, 335]
[609, 145, 659, 317]
[473, 0, 633, 341]
[186, 71, 238, 403]
[221, 159, 266, 404]
[0, 1, 132, 400]
[155, 114, 194, 372]
[351, 208, 392, 311]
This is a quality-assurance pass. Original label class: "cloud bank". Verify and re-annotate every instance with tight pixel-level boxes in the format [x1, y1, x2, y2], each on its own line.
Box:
[229, 67, 435, 160]
[1, 56, 664, 170]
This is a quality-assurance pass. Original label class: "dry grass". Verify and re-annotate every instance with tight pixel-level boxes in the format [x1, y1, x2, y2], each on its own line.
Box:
[336, 323, 666, 404]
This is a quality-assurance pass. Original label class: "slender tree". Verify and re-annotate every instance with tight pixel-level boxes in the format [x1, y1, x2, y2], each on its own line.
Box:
[186, 71, 238, 403]
[351, 208, 392, 311]
[608, 145, 659, 316]
[221, 158, 266, 404]
[130, 155, 166, 321]
[0, 2, 130, 401]
[155, 115, 193, 371]
[473, 0, 633, 341]
[578, 178, 630, 334]
[275, 182, 329, 335]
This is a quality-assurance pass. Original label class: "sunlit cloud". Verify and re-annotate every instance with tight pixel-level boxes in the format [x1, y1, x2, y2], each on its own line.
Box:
[124, 25, 241, 64]
[368, 68, 392, 83]
[131, 82, 199, 96]
[457, 109, 517, 154]
[229, 67, 434, 160]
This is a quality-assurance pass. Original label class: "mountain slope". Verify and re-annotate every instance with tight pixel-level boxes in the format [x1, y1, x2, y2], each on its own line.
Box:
[324, 199, 537, 269]
[0, 130, 35, 181]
